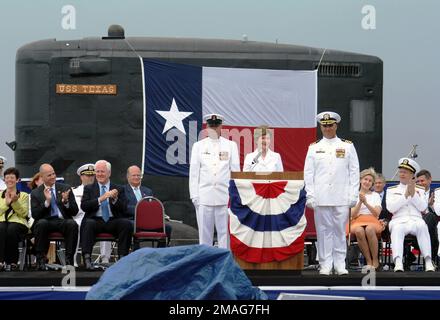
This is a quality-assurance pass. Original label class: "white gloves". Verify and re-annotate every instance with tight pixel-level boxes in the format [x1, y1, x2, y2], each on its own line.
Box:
[192, 197, 199, 208]
[306, 198, 316, 210]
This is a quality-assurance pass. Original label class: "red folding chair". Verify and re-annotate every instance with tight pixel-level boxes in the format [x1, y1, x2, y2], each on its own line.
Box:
[133, 196, 167, 250]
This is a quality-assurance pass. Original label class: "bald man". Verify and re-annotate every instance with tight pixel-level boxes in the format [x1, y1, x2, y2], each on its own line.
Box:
[31, 164, 79, 270]
[123, 165, 172, 247]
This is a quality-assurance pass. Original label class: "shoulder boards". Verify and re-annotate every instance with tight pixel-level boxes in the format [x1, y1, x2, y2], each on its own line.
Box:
[435, 187, 440, 192]
[341, 138, 353, 144]
[310, 139, 321, 145]
[387, 185, 398, 190]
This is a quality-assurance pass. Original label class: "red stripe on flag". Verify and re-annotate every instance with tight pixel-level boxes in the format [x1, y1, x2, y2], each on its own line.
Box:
[230, 231, 305, 263]
[273, 127, 317, 171]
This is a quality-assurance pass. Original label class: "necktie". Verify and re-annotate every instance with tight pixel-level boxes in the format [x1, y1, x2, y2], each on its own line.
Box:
[134, 187, 142, 202]
[50, 188, 59, 217]
[101, 185, 110, 222]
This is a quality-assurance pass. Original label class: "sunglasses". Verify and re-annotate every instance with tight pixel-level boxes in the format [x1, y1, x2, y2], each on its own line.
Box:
[322, 124, 335, 128]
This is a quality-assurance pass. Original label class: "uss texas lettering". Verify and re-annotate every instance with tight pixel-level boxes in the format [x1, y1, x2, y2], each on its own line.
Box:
[56, 84, 117, 94]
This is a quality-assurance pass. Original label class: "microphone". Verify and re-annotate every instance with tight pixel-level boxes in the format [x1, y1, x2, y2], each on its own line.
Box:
[251, 151, 262, 165]
[250, 151, 262, 171]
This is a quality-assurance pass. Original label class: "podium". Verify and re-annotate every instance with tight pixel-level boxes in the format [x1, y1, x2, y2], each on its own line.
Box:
[229, 171, 305, 270]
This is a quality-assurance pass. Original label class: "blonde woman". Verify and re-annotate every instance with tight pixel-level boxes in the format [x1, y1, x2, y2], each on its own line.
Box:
[347, 168, 382, 269]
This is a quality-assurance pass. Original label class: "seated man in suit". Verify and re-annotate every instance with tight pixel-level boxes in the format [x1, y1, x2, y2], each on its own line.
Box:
[415, 169, 438, 261]
[31, 164, 79, 269]
[124, 165, 172, 247]
[80, 160, 132, 270]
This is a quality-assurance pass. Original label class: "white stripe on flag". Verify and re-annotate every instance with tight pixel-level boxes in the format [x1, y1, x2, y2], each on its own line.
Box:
[234, 179, 304, 215]
[202, 67, 317, 128]
[229, 212, 307, 248]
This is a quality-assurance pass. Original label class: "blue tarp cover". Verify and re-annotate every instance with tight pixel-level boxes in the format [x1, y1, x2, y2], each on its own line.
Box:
[86, 244, 267, 300]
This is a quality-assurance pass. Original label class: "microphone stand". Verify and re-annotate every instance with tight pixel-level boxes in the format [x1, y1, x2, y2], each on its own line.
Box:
[249, 150, 262, 171]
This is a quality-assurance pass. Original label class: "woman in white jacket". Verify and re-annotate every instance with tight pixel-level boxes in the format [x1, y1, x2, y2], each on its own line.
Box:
[243, 125, 283, 172]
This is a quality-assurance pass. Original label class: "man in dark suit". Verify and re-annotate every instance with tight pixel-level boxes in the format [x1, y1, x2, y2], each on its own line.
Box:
[80, 160, 132, 270]
[124, 165, 172, 247]
[416, 169, 438, 261]
[375, 173, 392, 235]
[31, 163, 79, 269]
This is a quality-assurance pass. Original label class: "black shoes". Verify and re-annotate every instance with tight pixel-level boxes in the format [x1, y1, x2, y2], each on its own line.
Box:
[65, 256, 75, 267]
[83, 254, 93, 270]
[36, 256, 48, 271]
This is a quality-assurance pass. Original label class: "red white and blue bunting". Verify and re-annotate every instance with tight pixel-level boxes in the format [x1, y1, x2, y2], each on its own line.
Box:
[229, 179, 307, 263]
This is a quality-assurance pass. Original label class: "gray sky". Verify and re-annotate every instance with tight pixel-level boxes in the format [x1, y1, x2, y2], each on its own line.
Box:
[1, 0, 439, 179]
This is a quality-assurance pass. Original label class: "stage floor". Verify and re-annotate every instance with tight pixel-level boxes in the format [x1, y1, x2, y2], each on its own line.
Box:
[246, 269, 440, 286]
[1, 268, 440, 287]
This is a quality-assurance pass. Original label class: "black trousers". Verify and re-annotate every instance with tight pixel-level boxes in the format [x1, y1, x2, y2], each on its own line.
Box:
[423, 212, 439, 259]
[81, 217, 132, 256]
[0, 222, 28, 264]
[33, 218, 79, 262]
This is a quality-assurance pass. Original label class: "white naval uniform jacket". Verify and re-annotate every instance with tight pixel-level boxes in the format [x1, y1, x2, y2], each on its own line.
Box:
[304, 136, 360, 206]
[72, 184, 86, 224]
[386, 183, 428, 231]
[434, 188, 440, 216]
[189, 136, 240, 206]
[243, 149, 283, 172]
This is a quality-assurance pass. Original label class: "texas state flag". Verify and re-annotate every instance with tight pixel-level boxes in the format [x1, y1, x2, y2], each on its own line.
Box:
[229, 179, 307, 263]
[140, 58, 317, 176]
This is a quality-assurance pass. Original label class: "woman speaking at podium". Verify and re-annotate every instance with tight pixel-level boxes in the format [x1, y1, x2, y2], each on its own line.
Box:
[243, 125, 284, 172]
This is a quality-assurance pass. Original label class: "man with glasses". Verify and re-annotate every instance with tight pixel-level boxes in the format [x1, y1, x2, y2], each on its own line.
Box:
[123, 165, 172, 247]
[304, 111, 360, 275]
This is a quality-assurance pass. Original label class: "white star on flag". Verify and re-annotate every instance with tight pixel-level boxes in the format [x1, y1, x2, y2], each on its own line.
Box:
[155, 98, 193, 134]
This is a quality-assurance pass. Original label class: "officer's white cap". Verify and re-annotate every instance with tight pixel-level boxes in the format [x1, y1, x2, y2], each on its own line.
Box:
[203, 113, 224, 125]
[77, 163, 96, 176]
[316, 111, 341, 125]
[0, 156, 5, 165]
[398, 157, 420, 174]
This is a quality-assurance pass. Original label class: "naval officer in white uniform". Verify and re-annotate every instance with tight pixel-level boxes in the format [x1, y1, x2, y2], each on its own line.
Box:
[189, 113, 240, 249]
[243, 125, 283, 172]
[387, 158, 435, 272]
[304, 111, 360, 275]
[72, 164, 96, 266]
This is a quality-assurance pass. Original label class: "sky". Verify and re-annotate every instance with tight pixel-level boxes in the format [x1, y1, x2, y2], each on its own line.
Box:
[1, 0, 439, 179]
